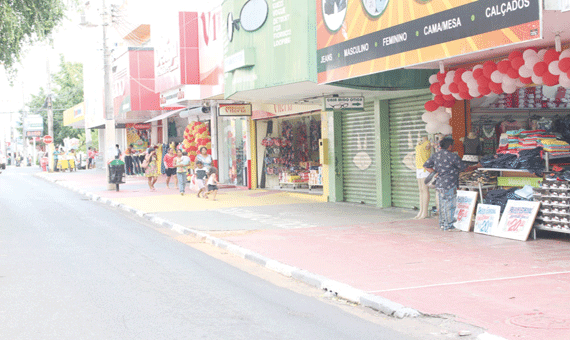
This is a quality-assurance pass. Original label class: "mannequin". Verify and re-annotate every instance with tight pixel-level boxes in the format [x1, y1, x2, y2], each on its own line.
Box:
[414, 136, 432, 219]
[460, 131, 483, 164]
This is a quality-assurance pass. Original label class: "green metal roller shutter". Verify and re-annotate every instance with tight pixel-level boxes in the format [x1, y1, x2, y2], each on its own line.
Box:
[389, 94, 435, 209]
[342, 102, 376, 205]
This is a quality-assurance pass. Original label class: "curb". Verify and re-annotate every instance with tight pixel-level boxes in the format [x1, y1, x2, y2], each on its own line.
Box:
[33, 172, 509, 337]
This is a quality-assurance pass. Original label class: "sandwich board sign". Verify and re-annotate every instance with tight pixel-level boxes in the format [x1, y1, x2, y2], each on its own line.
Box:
[495, 200, 540, 241]
[453, 190, 478, 232]
[474, 204, 501, 236]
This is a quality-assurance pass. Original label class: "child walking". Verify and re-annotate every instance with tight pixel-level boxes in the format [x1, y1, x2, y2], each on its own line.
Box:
[194, 160, 207, 198]
[203, 167, 219, 200]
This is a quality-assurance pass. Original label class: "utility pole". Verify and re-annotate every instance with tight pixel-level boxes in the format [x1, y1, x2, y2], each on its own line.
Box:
[102, 0, 116, 189]
[47, 57, 55, 172]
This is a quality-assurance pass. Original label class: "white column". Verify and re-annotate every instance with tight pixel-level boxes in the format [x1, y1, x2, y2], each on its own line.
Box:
[151, 121, 158, 145]
[162, 118, 168, 144]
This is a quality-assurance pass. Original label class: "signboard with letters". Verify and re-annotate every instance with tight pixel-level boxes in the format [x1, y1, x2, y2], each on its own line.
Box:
[325, 97, 364, 111]
[219, 104, 252, 116]
[317, 0, 542, 84]
[496, 200, 540, 241]
[453, 190, 478, 232]
[474, 204, 502, 235]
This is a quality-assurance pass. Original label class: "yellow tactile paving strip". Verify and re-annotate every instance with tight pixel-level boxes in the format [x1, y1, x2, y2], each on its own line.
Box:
[112, 190, 327, 213]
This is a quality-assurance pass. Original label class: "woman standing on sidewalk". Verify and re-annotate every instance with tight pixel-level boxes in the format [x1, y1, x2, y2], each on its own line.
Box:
[174, 150, 190, 195]
[163, 148, 178, 189]
[144, 147, 160, 191]
[124, 144, 134, 176]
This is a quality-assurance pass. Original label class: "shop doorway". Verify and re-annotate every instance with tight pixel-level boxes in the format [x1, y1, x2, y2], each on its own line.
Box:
[218, 117, 248, 186]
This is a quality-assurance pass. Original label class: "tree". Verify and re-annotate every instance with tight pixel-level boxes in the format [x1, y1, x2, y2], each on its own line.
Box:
[25, 55, 84, 146]
[0, 0, 66, 74]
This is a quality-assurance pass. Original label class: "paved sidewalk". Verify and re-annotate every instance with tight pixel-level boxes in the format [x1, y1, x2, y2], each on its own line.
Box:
[36, 168, 570, 340]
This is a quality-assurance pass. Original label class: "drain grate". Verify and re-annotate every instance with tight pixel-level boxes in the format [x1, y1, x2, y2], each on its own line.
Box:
[508, 313, 570, 329]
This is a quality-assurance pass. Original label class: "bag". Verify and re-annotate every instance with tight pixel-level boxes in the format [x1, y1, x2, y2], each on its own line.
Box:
[141, 156, 149, 169]
[424, 171, 438, 187]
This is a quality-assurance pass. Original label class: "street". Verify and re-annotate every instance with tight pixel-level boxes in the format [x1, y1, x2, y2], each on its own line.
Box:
[0, 167, 414, 340]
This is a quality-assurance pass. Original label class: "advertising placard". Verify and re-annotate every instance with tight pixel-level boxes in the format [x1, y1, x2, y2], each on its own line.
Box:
[496, 200, 540, 241]
[453, 190, 478, 232]
[317, 0, 542, 84]
[325, 97, 364, 111]
[474, 204, 502, 235]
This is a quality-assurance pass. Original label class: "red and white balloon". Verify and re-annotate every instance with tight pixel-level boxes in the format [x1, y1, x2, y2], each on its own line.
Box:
[425, 47, 570, 112]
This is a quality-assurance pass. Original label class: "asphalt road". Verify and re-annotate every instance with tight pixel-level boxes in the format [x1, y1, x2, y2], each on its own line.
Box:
[0, 167, 414, 340]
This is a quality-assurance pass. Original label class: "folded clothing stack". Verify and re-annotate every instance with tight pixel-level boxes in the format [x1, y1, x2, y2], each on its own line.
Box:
[484, 188, 519, 212]
[539, 139, 570, 156]
[499, 129, 557, 154]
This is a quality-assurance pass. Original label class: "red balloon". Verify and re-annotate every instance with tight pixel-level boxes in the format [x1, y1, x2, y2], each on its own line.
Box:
[459, 92, 472, 100]
[477, 76, 490, 87]
[458, 82, 469, 93]
[424, 100, 439, 112]
[443, 100, 455, 108]
[511, 57, 525, 70]
[497, 60, 511, 73]
[483, 61, 497, 78]
[454, 69, 466, 83]
[508, 50, 523, 61]
[436, 72, 446, 83]
[449, 82, 459, 93]
[533, 62, 548, 76]
[543, 49, 560, 64]
[489, 82, 503, 94]
[442, 94, 455, 101]
[507, 68, 519, 79]
[430, 83, 442, 95]
[559, 58, 570, 72]
[520, 76, 532, 84]
[542, 72, 559, 86]
[473, 68, 484, 79]
[434, 94, 445, 105]
[479, 86, 491, 96]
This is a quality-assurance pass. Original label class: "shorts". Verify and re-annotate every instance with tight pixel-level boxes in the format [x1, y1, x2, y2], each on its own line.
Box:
[195, 178, 205, 189]
[165, 168, 176, 177]
[208, 184, 218, 191]
[416, 168, 430, 179]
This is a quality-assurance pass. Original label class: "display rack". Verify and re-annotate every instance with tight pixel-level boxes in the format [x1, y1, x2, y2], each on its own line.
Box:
[533, 180, 570, 235]
[279, 181, 308, 189]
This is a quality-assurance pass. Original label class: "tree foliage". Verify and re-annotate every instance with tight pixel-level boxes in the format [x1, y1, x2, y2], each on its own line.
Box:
[26, 55, 84, 146]
[0, 0, 66, 72]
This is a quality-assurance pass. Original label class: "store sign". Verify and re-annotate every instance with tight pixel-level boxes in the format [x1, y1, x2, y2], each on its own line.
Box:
[474, 204, 501, 235]
[495, 200, 540, 241]
[43, 135, 53, 144]
[63, 102, 86, 127]
[160, 85, 201, 107]
[26, 131, 42, 137]
[252, 103, 322, 120]
[453, 191, 479, 232]
[224, 49, 255, 72]
[219, 104, 252, 116]
[317, 0, 542, 84]
[134, 123, 151, 130]
[325, 97, 364, 111]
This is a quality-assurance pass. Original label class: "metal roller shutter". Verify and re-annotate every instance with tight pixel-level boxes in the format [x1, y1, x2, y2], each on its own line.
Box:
[389, 94, 436, 209]
[342, 102, 377, 204]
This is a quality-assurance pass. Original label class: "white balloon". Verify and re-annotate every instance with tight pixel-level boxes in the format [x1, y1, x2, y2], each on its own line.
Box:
[422, 111, 437, 123]
[438, 124, 453, 135]
[441, 84, 451, 95]
[429, 74, 438, 84]
[467, 79, 478, 89]
[524, 55, 540, 68]
[549, 61, 562, 75]
[532, 74, 543, 85]
[422, 112, 431, 123]
[523, 49, 538, 60]
[519, 65, 533, 78]
[445, 71, 456, 84]
[560, 49, 570, 60]
[560, 72, 570, 83]
[435, 111, 450, 123]
[473, 64, 483, 70]
[453, 93, 463, 100]
[502, 83, 517, 94]
[515, 79, 525, 87]
[502, 76, 516, 86]
[469, 87, 481, 98]
[560, 79, 570, 89]
[461, 71, 474, 83]
[491, 70, 504, 83]
[538, 49, 547, 60]
[425, 122, 440, 134]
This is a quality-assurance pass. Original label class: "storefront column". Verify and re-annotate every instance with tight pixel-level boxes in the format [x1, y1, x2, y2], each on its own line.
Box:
[249, 118, 257, 189]
[161, 118, 168, 144]
[375, 99, 392, 207]
[210, 100, 218, 169]
[327, 109, 343, 202]
[150, 121, 158, 145]
[320, 110, 329, 200]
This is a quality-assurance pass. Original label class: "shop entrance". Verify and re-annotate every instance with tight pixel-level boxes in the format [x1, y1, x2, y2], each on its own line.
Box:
[218, 117, 248, 186]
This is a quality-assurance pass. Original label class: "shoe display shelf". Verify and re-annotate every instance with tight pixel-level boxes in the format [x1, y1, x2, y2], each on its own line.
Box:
[534, 180, 570, 235]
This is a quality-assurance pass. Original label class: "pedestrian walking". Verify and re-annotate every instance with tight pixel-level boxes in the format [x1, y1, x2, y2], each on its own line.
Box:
[196, 146, 212, 171]
[115, 144, 122, 160]
[124, 144, 134, 175]
[194, 160, 207, 198]
[163, 148, 178, 189]
[132, 149, 142, 175]
[143, 147, 160, 191]
[203, 167, 219, 200]
[423, 138, 478, 231]
[175, 150, 190, 195]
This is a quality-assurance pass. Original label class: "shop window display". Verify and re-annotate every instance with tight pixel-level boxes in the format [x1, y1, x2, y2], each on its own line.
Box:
[260, 115, 321, 190]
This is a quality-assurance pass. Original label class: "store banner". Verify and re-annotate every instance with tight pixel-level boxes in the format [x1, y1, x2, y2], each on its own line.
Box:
[219, 104, 252, 116]
[317, 0, 542, 84]
[63, 102, 86, 127]
[252, 103, 322, 120]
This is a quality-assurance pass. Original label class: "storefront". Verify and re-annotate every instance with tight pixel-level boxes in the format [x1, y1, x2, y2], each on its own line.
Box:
[252, 104, 323, 192]
[217, 104, 251, 187]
